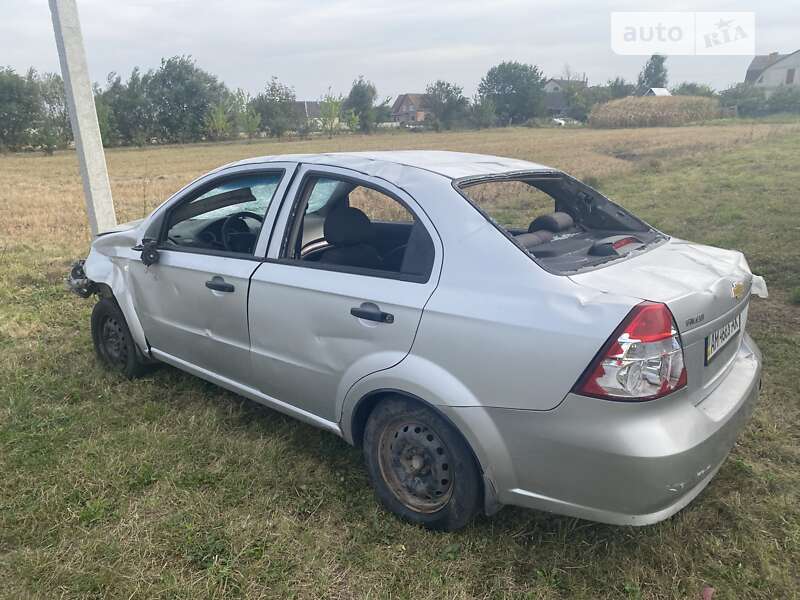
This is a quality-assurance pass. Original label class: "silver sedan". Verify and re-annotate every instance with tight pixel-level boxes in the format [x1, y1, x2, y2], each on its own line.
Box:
[69, 151, 767, 530]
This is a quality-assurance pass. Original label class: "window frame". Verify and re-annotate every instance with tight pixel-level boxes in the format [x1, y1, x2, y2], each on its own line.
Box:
[150, 166, 289, 261]
[269, 167, 438, 284]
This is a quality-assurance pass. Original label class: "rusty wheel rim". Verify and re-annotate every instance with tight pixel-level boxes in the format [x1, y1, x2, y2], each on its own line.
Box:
[377, 419, 454, 513]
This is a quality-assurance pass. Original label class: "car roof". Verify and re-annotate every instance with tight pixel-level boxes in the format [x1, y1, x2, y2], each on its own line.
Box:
[226, 151, 556, 183]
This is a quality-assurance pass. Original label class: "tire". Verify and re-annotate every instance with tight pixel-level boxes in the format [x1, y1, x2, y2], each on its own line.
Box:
[91, 297, 150, 379]
[363, 396, 482, 531]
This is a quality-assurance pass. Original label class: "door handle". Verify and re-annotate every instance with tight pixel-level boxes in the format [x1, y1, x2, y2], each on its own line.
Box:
[350, 302, 394, 324]
[205, 277, 235, 293]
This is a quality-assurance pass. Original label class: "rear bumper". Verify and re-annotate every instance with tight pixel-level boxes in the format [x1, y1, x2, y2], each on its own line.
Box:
[447, 332, 761, 525]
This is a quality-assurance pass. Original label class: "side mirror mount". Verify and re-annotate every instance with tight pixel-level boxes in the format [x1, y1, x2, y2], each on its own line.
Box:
[132, 238, 160, 266]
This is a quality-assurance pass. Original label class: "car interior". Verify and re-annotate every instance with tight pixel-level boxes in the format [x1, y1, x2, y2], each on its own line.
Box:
[162, 173, 282, 255]
[459, 174, 664, 273]
[283, 176, 435, 279]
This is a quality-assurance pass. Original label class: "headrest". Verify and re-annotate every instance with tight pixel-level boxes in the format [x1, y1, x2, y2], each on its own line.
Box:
[324, 207, 373, 246]
[515, 230, 554, 249]
[528, 211, 574, 233]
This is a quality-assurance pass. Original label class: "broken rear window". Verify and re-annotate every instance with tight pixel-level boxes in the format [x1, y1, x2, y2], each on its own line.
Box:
[457, 173, 665, 274]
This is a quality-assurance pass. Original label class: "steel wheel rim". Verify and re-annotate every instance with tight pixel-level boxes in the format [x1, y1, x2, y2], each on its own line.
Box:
[100, 315, 127, 367]
[377, 419, 454, 513]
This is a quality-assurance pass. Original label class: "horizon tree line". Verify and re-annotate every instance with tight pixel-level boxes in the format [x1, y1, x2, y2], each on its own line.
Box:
[1, 54, 797, 154]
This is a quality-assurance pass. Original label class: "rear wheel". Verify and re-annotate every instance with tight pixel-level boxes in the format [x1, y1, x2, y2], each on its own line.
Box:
[91, 297, 150, 379]
[363, 396, 482, 531]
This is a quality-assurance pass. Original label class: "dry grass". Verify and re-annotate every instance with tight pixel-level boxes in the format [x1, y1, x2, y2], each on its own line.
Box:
[1, 123, 799, 599]
[589, 96, 721, 129]
[1, 122, 797, 257]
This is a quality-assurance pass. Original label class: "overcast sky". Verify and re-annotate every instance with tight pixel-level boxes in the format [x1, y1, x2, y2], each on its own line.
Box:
[2, 0, 796, 100]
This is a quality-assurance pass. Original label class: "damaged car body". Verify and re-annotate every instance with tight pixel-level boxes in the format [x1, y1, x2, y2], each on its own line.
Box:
[69, 151, 767, 531]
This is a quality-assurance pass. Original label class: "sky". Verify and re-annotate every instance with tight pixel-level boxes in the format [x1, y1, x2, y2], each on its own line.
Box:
[2, 0, 796, 100]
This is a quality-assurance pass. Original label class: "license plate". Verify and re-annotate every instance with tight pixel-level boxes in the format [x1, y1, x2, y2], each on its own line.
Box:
[705, 312, 742, 364]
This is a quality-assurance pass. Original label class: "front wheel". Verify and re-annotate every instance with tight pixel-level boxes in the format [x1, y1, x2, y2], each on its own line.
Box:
[363, 397, 482, 531]
[91, 297, 150, 379]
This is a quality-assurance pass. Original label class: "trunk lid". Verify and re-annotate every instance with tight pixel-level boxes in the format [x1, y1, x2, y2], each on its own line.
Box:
[569, 238, 760, 403]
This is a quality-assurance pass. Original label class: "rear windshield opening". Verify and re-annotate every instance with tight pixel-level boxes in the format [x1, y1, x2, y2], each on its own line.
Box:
[457, 173, 664, 274]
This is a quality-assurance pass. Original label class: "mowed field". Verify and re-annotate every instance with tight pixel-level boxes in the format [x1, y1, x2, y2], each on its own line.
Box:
[1, 123, 799, 599]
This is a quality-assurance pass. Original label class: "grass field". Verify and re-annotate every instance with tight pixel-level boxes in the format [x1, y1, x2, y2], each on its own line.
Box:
[1, 124, 799, 599]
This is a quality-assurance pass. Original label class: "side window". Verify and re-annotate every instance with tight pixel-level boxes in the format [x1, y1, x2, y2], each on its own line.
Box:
[164, 172, 282, 255]
[283, 174, 434, 280]
[349, 186, 413, 223]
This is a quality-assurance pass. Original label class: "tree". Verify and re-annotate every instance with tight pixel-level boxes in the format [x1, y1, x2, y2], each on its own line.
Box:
[671, 82, 716, 97]
[36, 72, 72, 153]
[251, 77, 298, 138]
[96, 68, 155, 146]
[424, 80, 468, 131]
[562, 86, 592, 122]
[0, 67, 41, 151]
[607, 77, 635, 99]
[238, 106, 261, 139]
[636, 55, 668, 93]
[319, 90, 344, 138]
[469, 94, 496, 129]
[344, 108, 359, 132]
[373, 98, 392, 124]
[230, 89, 260, 139]
[93, 85, 119, 147]
[147, 56, 228, 143]
[719, 83, 768, 117]
[204, 101, 231, 140]
[766, 86, 800, 114]
[477, 61, 546, 125]
[343, 76, 377, 133]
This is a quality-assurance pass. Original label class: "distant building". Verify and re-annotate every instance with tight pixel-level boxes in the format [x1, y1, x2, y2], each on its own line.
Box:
[543, 78, 587, 94]
[643, 88, 672, 97]
[543, 77, 587, 116]
[746, 50, 800, 97]
[391, 94, 431, 124]
[293, 101, 322, 127]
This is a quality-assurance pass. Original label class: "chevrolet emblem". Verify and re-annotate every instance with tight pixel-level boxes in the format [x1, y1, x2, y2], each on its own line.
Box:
[732, 281, 746, 300]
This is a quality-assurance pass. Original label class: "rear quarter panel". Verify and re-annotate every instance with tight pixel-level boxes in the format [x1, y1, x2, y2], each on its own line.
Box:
[341, 174, 640, 415]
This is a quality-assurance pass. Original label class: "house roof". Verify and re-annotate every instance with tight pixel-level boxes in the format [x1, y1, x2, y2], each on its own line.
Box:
[645, 88, 671, 96]
[745, 50, 800, 83]
[224, 151, 553, 183]
[545, 78, 587, 88]
[391, 93, 431, 114]
[293, 100, 321, 119]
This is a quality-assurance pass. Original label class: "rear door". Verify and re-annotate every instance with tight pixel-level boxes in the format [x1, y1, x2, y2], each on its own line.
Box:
[247, 165, 442, 422]
[128, 164, 295, 384]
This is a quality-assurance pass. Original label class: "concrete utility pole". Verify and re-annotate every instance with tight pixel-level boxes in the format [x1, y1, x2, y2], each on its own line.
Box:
[49, 0, 116, 236]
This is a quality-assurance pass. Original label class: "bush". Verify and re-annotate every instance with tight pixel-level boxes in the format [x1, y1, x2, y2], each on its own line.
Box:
[719, 83, 768, 117]
[588, 96, 720, 128]
[767, 87, 800, 114]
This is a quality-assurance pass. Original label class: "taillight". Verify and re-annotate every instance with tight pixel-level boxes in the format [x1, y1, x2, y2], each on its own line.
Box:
[574, 302, 687, 401]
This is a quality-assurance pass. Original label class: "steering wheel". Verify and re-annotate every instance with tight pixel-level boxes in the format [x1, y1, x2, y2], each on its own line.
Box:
[221, 211, 263, 252]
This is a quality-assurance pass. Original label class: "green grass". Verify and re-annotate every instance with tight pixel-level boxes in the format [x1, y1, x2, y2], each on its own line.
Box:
[1, 129, 799, 599]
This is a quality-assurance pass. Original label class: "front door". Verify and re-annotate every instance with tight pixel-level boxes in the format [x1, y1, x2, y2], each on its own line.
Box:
[128, 166, 293, 383]
[248, 165, 441, 422]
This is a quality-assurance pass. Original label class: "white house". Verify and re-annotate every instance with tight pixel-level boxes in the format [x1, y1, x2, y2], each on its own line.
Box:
[745, 50, 800, 97]
[643, 88, 671, 97]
